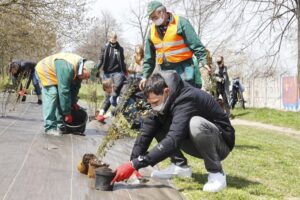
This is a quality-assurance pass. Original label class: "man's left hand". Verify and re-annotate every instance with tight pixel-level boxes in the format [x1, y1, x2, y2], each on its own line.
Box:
[65, 114, 73, 124]
[72, 103, 80, 111]
[112, 162, 136, 183]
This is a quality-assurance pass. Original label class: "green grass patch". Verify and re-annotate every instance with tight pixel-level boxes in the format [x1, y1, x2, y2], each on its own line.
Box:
[78, 82, 105, 113]
[232, 108, 300, 130]
[157, 125, 300, 199]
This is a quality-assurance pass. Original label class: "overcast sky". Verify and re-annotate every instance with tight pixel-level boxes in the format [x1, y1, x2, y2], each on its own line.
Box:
[92, 0, 146, 45]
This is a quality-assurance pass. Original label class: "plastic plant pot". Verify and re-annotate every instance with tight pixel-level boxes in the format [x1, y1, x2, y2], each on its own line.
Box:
[65, 108, 88, 134]
[95, 167, 116, 191]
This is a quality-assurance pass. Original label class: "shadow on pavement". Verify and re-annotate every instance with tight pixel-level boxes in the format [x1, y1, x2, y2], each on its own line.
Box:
[113, 183, 175, 191]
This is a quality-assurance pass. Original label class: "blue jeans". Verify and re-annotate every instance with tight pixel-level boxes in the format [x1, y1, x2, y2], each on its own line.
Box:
[32, 72, 41, 95]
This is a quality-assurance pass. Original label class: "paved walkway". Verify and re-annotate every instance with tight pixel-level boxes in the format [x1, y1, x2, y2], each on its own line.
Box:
[231, 118, 300, 136]
[0, 96, 183, 200]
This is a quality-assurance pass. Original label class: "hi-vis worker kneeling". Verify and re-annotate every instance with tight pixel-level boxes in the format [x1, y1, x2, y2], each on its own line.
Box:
[112, 71, 235, 193]
[36, 53, 94, 136]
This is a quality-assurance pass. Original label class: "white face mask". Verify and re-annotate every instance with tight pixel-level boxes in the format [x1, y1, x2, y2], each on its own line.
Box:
[153, 16, 164, 26]
[152, 102, 164, 112]
[152, 95, 168, 113]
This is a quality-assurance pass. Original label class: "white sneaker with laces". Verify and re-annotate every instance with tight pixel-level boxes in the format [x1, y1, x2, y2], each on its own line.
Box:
[46, 129, 62, 136]
[203, 172, 227, 192]
[151, 163, 192, 179]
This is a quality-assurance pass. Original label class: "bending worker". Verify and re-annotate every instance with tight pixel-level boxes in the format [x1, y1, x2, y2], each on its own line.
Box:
[139, 1, 209, 89]
[36, 52, 94, 136]
[113, 71, 235, 193]
[9, 60, 42, 104]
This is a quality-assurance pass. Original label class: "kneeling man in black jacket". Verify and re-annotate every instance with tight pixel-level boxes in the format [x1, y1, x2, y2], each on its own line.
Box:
[112, 71, 235, 192]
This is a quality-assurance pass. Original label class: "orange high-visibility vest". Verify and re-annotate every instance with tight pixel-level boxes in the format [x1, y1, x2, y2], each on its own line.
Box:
[150, 15, 193, 64]
[36, 53, 82, 86]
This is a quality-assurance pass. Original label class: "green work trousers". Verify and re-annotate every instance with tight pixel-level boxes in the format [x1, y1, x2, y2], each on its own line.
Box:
[42, 86, 64, 132]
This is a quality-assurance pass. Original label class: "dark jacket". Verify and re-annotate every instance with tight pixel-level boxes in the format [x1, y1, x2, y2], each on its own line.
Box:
[131, 71, 235, 170]
[96, 42, 127, 74]
[11, 61, 36, 89]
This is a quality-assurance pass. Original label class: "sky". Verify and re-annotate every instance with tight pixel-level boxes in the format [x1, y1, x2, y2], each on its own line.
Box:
[92, 0, 145, 45]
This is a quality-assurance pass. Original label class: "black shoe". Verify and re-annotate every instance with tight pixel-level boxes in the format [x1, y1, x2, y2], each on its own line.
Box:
[58, 127, 67, 134]
[21, 96, 26, 102]
[37, 99, 42, 105]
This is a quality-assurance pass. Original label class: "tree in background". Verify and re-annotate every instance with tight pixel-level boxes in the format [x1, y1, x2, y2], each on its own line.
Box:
[0, 0, 88, 77]
[74, 11, 121, 62]
[127, 0, 150, 46]
[164, 0, 298, 83]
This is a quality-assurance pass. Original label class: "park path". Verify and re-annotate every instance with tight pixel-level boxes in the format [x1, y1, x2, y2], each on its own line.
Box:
[231, 118, 300, 136]
[0, 95, 183, 200]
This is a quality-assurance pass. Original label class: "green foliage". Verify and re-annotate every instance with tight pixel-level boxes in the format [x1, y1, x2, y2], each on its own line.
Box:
[78, 83, 104, 114]
[97, 114, 140, 158]
[232, 108, 300, 130]
[159, 125, 300, 199]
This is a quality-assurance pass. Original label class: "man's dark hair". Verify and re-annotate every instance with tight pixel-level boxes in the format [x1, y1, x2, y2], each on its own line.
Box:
[144, 73, 168, 98]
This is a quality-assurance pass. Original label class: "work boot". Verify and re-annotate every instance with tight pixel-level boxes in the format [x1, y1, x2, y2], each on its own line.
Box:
[151, 163, 192, 179]
[58, 127, 67, 134]
[203, 172, 227, 192]
[37, 95, 42, 105]
[21, 96, 26, 102]
[46, 129, 62, 136]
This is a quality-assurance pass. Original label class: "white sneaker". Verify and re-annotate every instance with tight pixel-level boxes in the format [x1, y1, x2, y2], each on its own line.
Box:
[46, 129, 62, 136]
[151, 163, 192, 179]
[203, 172, 227, 192]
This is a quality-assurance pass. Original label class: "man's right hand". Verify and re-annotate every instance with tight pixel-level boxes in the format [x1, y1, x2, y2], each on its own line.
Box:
[139, 79, 147, 90]
[96, 115, 106, 122]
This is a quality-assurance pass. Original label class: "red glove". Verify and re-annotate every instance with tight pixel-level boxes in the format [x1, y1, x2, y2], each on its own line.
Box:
[96, 115, 106, 122]
[18, 90, 25, 96]
[112, 162, 135, 183]
[65, 114, 73, 124]
[133, 170, 142, 179]
[72, 103, 80, 111]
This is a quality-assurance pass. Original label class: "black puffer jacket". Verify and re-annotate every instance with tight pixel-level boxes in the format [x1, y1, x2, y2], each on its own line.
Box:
[131, 71, 235, 170]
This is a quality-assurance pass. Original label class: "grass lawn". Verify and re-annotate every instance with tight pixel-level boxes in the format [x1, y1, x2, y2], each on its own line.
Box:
[158, 125, 300, 200]
[78, 82, 105, 112]
[232, 108, 300, 130]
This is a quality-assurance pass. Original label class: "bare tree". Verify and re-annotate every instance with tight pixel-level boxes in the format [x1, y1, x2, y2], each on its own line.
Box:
[215, 0, 299, 88]
[127, 0, 150, 45]
[74, 12, 121, 62]
[0, 0, 88, 77]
